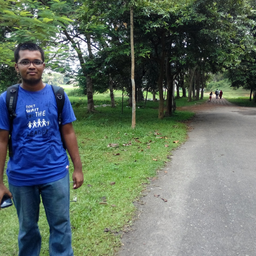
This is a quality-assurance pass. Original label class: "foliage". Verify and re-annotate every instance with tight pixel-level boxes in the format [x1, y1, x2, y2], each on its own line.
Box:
[1, 0, 256, 111]
[206, 78, 231, 92]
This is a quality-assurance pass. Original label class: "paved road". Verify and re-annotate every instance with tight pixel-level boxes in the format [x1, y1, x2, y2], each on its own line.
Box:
[119, 99, 256, 256]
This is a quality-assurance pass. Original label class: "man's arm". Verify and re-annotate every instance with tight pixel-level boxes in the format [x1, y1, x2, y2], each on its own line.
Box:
[0, 129, 12, 207]
[61, 123, 84, 189]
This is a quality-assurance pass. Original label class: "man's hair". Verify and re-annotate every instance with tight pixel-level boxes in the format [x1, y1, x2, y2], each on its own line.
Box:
[14, 42, 45, 63]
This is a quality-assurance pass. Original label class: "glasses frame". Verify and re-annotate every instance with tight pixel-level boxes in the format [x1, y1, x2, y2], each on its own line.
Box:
[17, 60, 44, 67]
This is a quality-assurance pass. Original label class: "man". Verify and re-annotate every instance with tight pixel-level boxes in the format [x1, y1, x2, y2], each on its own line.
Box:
[215, 89, 219, 99]
[0, 42, 84, 256]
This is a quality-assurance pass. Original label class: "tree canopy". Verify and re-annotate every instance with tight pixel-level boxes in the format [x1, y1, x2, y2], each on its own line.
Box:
[1, 0, 256, 114]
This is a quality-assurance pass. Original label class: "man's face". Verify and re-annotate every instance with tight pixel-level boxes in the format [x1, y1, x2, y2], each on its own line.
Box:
[15, 50, 45, 85]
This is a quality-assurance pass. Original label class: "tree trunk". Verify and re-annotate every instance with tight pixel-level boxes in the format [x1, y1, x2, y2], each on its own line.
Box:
[196, 70, 200, 100]
[158, 34, 166, 119]
[144, 89, 148, 106]
[109, 75, 115, 107]
[85, 34, 95, 112]
[181, 73, 186, 97]
[130, 6, 136, 128]
[176, 81, 180, 98]
[200, 71, 205, 99]
[86, 75, 94, 112]
[165, 59, 173, 117]
[122, 89, 124, 114]
[153, 91, 157, 101]
[63, 29, 95, 112]
[188, 66, 197, 102]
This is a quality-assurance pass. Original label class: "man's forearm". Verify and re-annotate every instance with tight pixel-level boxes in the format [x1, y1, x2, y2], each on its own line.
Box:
[0, 146, 7, 183]
[66, 132, 82, 171]
[61, 124, 82, 171]
[0, 130, 9, 183]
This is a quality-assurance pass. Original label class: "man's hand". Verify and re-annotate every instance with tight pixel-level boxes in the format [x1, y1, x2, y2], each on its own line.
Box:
[72, 170, 84, 189]
[0, 183, 12, 209]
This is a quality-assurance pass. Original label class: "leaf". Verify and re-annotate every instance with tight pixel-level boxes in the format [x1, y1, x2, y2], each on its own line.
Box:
[173, 140, 179, 144]
[152, 158, 157, 161]
[113, 153, 120, 156]
[123, 142, 132, 146]
[20, 11, 32, 17]
[165, 145, 169, 147]
[107, 143, 119, 148]
[3, 10, 16, 16]
[59, 16, 74, 22]
[43, 18, 54, 23]
[110, 182, 115, 185]
[161, 198, 168, 202]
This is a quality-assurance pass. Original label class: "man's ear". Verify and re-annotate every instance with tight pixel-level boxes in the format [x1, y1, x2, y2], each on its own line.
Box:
[15, 63, 19, 73]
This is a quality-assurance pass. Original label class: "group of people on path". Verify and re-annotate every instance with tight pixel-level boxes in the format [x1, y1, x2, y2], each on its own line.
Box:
[209, 89, 223, 101]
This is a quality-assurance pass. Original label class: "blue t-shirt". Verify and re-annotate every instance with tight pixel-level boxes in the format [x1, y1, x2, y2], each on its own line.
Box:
[0, 84, 76, 186]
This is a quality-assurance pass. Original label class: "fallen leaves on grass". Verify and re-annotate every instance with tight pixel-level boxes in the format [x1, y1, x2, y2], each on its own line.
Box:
[173, 140, 179, 144]
[123, 142, 132, 146]
[107, 143, 119, 148]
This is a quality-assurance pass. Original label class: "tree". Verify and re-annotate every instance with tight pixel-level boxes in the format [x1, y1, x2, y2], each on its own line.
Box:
[130, 6, 136, 128]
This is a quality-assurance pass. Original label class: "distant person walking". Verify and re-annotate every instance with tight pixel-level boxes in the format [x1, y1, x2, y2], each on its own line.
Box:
[209, 92, 213, 102]
[215, 89, 219, 99]
[219, 90, 223, 99]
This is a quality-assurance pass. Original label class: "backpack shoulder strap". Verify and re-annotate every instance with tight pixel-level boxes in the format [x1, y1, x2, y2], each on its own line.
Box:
[51, 85, 65, 125]
[6, 84, 20, 157]
[6, 84, 19, 120]
[51, 85, 66, 149]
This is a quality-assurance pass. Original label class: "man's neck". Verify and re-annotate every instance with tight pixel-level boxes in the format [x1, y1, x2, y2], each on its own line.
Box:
[21, 81, 45, 92]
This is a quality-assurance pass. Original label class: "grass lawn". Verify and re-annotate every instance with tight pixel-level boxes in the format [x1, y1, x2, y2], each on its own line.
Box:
[1, 86, 254, 255]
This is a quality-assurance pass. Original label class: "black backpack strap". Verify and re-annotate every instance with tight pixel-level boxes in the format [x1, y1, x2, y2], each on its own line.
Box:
[6, 84, 20, 157]
[51, 85, 66, 149]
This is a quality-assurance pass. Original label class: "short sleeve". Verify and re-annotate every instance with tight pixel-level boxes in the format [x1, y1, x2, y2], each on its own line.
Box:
[61, 92, 76, 125]
[0, 91, 10, 131]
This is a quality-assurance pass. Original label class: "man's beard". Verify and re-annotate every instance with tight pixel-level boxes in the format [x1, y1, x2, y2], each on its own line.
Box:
[22, 77, 42, 85]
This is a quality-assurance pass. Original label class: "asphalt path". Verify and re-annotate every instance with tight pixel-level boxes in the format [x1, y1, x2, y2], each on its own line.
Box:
[119, 98, 256, 256]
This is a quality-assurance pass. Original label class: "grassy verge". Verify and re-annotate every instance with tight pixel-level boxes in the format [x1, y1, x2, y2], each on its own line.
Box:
[0, 94, 198, 256]
[225, 97, 256, 107]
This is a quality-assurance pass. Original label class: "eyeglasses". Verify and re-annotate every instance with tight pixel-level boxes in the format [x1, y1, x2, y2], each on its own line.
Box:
[18, 60, 44, 66]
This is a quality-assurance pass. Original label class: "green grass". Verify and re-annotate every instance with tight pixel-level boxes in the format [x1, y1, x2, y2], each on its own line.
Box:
[0, 91, 227, 256]
[225, 97, 256, 107]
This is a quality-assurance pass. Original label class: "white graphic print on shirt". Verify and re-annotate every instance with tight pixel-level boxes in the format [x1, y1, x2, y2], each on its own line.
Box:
[26, 104, 50, 129]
